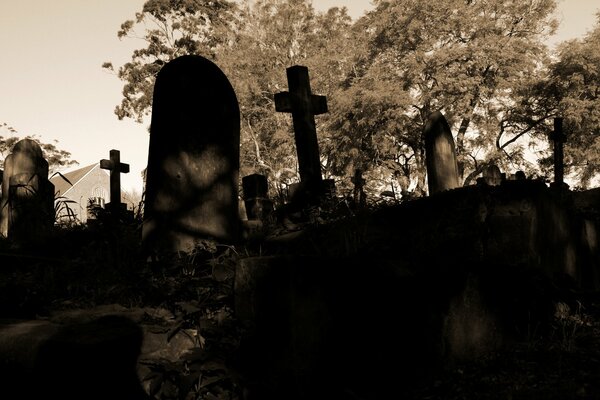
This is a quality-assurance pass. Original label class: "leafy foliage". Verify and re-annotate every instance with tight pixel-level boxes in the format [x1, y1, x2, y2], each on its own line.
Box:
[106, 0, 356, 198]
[107, 0, 600, 197]
[0, 123, 77, 173]
[104, 0, 238, 122]
[325, 0, 558, 194]
[509, 14, 600, 188]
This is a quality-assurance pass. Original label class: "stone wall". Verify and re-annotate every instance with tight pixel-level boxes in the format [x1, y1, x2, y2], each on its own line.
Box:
[234, 181, 600, 397]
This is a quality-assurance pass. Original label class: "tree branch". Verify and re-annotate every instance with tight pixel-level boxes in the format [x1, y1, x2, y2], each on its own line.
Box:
[496, 114, 555, 150]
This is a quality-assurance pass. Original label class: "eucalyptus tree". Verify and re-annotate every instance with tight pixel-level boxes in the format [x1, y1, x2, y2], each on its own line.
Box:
[105, 0, 355, 195]
[508, 14, 600, 188]
[0, 123, 77, 173]
[325, 0, 558, 195]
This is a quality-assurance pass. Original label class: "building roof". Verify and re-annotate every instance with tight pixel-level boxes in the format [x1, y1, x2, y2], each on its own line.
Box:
[50, 163, 98, 197]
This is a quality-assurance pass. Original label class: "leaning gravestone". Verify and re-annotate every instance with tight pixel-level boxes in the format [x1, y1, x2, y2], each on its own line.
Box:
[142, 55, 241, 254]
[0, 139, 55, 242]
[275, 65, 328, 207]
[424, 111, 460, 195]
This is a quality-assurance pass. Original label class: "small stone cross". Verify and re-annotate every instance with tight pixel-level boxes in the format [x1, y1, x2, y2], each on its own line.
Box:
[275, 65, 327, 194]
[550, 117, 566, 188]
[100, 149, 129, 210]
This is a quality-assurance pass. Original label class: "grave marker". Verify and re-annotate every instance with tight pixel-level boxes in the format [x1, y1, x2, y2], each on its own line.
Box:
[142, 55, 241, 253]
[515, 171, 526, 181]
[550, 117, 567, 189]
[424, 111, 460, 194]
[482, 164, 503, 186]
[100, 149, 129, 213]
[275, 65, 327, 205]
[0, 139, 54, 241]
[351, 169, 366, 209]
[242, 173, 273, 222]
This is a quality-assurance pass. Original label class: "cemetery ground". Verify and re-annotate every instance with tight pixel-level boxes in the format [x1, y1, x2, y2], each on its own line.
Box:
[0, 204, 599, 400]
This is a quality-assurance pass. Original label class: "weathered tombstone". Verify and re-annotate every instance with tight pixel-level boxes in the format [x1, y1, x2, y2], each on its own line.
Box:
[352, 169, 366, 209]
[142, 55, 241, 253]
[482, 164, 503, 186]
[242, 173, 273, 222]
[0, 139, 54, 242]
[100, 149, 129, 216]
[275, 65, 328, 206]
[321, 179, 337, 204]
[550, 117, 568, 189]
[424, 111, 460, 195]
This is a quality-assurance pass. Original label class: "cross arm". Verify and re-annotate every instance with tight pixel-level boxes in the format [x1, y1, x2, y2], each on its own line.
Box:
[311, 95, 327, 115]
[274, 92, 292, 113]
[100, 159, 112, 170]
[100, 159, 130, 173]
[275, 92, 328, 115]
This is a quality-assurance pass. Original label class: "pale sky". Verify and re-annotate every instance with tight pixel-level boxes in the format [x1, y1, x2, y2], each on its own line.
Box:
[0, 0, 598, 193]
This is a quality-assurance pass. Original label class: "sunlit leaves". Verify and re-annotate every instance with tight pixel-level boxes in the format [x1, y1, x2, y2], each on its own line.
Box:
[326, 0, 558, 193]
[507, 15, 600, 188]
[0, 124, 77, 173]
[105, 0, 237, 123]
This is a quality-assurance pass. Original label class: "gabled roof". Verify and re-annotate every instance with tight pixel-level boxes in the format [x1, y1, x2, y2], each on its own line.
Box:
[50, 163, 98, 197]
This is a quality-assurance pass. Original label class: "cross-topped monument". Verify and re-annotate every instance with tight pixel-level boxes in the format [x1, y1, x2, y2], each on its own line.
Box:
[275, 65, 327, 203]
[100, 149, 129, 211]
[550, 117, 567, 189]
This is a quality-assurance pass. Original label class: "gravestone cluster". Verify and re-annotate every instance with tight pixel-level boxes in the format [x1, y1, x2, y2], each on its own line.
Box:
[0, 139, 55, 242]
[141, 56, 338, 253]
[0, 52, 573, 257]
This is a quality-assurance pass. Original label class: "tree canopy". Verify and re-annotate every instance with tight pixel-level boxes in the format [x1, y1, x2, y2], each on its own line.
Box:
[511, 13, 600, 189]
[107, 0, 600, 197]
[0, 123, 77, 174]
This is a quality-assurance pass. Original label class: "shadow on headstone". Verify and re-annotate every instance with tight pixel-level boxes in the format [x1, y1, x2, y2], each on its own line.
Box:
[142, 55, 241, 254]
[0, 139, 55, 243]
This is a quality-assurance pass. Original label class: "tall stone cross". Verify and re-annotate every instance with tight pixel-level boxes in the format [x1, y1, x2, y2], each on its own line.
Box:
[275, 65, 327, 199]
[100, 149, 129, 210]
[550, 117, 567, 188]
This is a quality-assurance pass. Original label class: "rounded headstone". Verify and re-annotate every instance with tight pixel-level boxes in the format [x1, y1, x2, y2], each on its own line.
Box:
[142, 55, 241, 253]
[483, 164, 503, 186]
[424, 111, 460, 194]
[0, 139, 54, 241]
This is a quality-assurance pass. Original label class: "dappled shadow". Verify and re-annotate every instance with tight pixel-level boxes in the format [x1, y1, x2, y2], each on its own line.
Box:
[142, 55, 241, 254]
